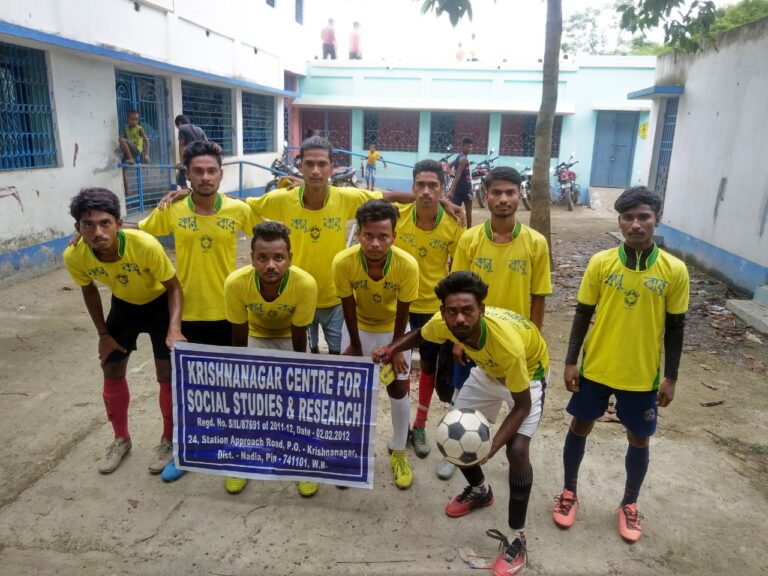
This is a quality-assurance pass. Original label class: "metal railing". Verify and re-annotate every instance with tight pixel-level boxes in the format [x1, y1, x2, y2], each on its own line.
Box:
[120, 162, 175, 214]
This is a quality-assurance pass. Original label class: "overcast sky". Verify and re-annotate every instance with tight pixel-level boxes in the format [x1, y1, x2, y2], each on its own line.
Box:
[302, 0, 735, 64]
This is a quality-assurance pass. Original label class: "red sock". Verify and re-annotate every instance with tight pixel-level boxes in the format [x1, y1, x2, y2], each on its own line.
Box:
[413, 371, 435, 428]
[159, 381, 173, 441]
[103, 377, 130, 440]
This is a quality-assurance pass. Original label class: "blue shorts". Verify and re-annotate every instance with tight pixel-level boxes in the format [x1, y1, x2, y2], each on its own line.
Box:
[409, 312, 440, 367]
[567, 376, 658, 437]
[452, 187, 472, 205]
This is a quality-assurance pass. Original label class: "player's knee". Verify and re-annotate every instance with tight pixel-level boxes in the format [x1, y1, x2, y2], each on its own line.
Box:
[505, 437, 530, 468]
[571, 417, 594, 437]
[627, 431, 651, 448]
[387, 379, 409, 400]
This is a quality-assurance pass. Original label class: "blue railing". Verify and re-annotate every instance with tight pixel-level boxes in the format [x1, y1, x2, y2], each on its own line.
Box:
[119, 162, 175, 214]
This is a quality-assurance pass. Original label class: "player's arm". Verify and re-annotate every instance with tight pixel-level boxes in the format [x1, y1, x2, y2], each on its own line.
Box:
[340, 296, 362, 356]
[658, 313, 686, 407]
[379, 190, 463, 222]
[563, 302, 596, 393]
[80, 282, 127, 366]
[530, 295, 545, 330]
[291, 324, 309, 353]
[372, 328, 425, 364]
[176, 138, 186, 170]
[139, 127, 150, 162]
[161, 276, 185, 349]
[231, 323, 248, 347]
[483, 387, 532, 462]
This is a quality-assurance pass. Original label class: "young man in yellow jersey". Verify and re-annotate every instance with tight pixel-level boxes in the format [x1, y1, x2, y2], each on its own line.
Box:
[245, 136, 445, 360]
[372, 271, 549, 575]
[63, 188, 185, 475]
[554, 187, 689, 543]
[393, 159, 465, 458]
[139, 140, 259, 482]
[223, 221, 318, 496]
[443, 165, 552, 479]
[333, 200, 419, 490]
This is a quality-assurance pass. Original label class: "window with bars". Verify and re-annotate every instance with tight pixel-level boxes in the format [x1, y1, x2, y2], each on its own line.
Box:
[429, 112, 489, 153]
[295, 0, 304, 24]
[0, 42, 57, 171]
[242, 92, 275, 154]
[181, 81, 233, 155]
[363, 110, 419, 152]
[499, 114, 563, 157]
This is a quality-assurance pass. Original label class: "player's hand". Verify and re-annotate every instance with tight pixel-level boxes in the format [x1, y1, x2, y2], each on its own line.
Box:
[563, 364, 580, 393]
[98, 334, 127, 367]
[343, 343, 363, 357]
[166, 330, 187, 351]
[657, 378, 676, 407]
[143, 153, 150, 163]
[159, 188, 190, 208]
[371, 346, 391, 364]
[452, 342, 468, 366]
[68, 231, 83, 247]
[441, 199, 465, 226]
[391, 351, 407, 375]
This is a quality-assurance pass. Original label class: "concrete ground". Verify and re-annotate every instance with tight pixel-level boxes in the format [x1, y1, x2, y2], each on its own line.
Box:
[1, 204, 767, 575]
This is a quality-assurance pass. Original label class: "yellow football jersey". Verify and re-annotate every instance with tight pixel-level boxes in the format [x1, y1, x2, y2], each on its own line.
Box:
[452, 221, 552, 318]
[394, 203, 465, 314]
[420, 306, 549, 393]
[63, 229, 175, 305]
[332, 245, 419, 333]
[139, 194, 259, 321]
[247, 186, 382, 309]
[224, 265, 318, 338]
[578, 244, 690, 392]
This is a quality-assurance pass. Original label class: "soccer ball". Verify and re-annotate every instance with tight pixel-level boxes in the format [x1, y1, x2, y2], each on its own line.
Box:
[436, 408, 492, 466]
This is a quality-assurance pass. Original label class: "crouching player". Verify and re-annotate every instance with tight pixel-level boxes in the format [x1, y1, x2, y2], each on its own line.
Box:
[372, 271, 549, 575]
[63, 188, 185, 475]
[332, 200, 419, 490]
[223, 221, 318, 496]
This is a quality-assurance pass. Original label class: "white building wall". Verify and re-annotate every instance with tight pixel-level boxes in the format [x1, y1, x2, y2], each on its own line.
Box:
[657, 20, 768, 268]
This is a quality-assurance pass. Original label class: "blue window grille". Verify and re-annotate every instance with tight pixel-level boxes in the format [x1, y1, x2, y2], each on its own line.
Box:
[243, 92, 275, 154]
[500, 114, 563, 157]
[654, 97, 678, 200]
[295, 0, 304, 24]
[181, 81, 233, 155]
[0, 42, 57, 171]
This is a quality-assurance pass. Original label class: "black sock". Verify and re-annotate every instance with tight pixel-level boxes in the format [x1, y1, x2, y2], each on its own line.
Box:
[563, 427, 587, 494]
[508, 468, 533, 530]
[621, 443, 649, 506]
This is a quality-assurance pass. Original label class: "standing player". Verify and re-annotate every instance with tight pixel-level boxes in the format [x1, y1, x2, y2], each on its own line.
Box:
[364, 143, 387, 191]
[372, 271, 549, 575]
[333, 200, 419, 490]
[139, 140, 259, 481]
[63, 188, 185, 475]
[224, 221, 318, 495]
[553, 187, 689, 542]
[393, 159, 464, 457]
[447, 138, 474, 227]
[442, 165, 552, 479]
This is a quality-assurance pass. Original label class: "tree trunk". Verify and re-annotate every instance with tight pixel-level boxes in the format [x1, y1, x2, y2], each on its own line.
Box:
[529, 0, 563, 248]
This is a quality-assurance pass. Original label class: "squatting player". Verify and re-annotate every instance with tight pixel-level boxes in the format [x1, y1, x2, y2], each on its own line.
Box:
[139, 140, 259, 482]
[333, 200, 419, 490]
[224, 221, 318, 495]
[393, 159, 464, 458]
[372, 271, 549, 575]
[553, 186, 689, 543]
[63, 188, 185, 475]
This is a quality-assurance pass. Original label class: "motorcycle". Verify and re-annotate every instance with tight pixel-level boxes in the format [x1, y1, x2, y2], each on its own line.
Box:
[264, 141, 302, 194]
[471, 148, 498, 208]
[554, 155, 580, 211]
[330, 166, 358, 188]
[518, 165, 532, 211]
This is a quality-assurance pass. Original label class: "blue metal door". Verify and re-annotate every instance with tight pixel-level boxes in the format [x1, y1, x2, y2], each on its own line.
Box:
[590, 111, 638, 188]
[115, 71, 173, 214]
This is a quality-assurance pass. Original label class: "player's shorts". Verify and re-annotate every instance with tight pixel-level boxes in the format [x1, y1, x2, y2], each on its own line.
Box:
[454, 367, 546, 438]
[248, 336, 293, 351]
[105, 292, 170, 363]
[452, 185, 473, 205]
[409, 312, 440, 367]
[122, 141, 141, 161]
[341, 324, 412, 380]
[309, 304, 343, 354]
[567, 375, 658, 437]
[181, 320, 231, 346]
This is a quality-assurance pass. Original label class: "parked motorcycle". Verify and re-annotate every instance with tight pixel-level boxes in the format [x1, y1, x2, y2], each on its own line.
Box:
[554, 155, 580, 211]
[331, 166, 358, 188]
[471, 148, 498, 208]
[264, 141, 302, 193]
[518, 165, 532, 211]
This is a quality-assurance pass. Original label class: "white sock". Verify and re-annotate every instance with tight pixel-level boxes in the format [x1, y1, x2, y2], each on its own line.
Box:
[390, 395, 410, 451]
[471, 484, 487, 495]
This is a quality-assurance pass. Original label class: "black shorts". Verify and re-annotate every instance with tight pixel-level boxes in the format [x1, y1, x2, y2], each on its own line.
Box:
[182, 320, 232, 346]
[105, 292, 170, 364]
[409, 312, 440, 367]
